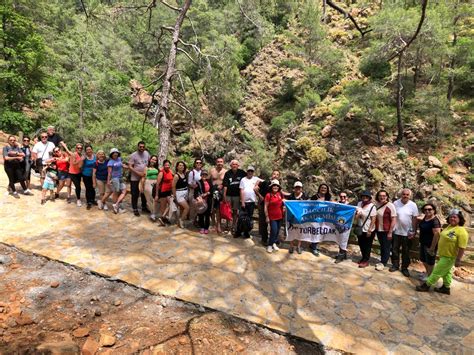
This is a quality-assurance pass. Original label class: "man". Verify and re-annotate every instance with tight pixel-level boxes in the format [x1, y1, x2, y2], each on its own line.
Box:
[188, 158, 203, 222]
[210, 157, 227, 233]
[223, 160, 246, 234]
[32, 132, 55, 185]
[256, 170, 281, 245]
[46, 126, 66, 148]
[236, 166, 262, 238]
[128, 141, 150, 216]
[390, 188, 419, 277]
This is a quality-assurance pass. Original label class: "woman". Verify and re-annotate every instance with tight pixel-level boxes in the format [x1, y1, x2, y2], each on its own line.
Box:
[417, 209, 468, 295]
[355, 190, 377, 268]
[265, 180, 285, 253]
[68, 143, 84, 206]
[3, 135, 30, 195]
[309, 183, 332, 256]
[417, 203, 441, 280]
[82, 145, 97, 209]
[49, 146, 70, 199]
[93, 150, 110, 210]
[335, 191, 351, 263]
[194, 170, 212, 234]
[142, 155, 159, 221]
[156, 159, 174, 226]
[172, 161, 189, 228]
[373, 190, 397, 271]
[287, 181, 307, 254]
[20, 136, 32, 189]
[105, 148, 127, 214]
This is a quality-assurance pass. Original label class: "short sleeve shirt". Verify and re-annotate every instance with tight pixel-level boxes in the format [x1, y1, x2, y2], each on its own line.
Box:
[265, 192, 284, 221]
[82, 155, 97, 177]
[438, 225, 468, 258]
[128, 151, 150, 181]
[239, 176, 262, 203]
[375, 202, 397, 232]
[419, 216, 441, 247]
[393, 199, 419, 236]
[47, 133, 63, 146]
[107, 158, 123, 179]
[223, 169, 246, 197]
[187, 169, 202, 188]
[32, 141, 55, 164]
[3, 145, 21, 159]
[357, 202, 377, 233]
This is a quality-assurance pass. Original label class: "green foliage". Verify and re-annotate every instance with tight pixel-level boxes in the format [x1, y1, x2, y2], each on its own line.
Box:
[307, 146, 328, 165]
[271, 111, 296, 132]
[397, 148, 408, 160]
[278, 78, 298, 103]
[295, 89, 321, 116]
[425, 174, 443, 185]
[304, 66, 339, 97]
[466, 174, 474, 184]
[370, 168, 384, 183]
[0, 109, 34, 134]
[359, 57, 391, 80]
[279, 58, 305, 69]
[295, 136, 312, 151]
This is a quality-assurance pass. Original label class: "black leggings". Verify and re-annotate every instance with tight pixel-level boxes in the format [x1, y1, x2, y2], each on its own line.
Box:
[4, 161, 26, 192]
[69, 173, 82, 199]
[198, 198, 212, 229]
[358, 232, 375, 262]
[82, 175, 96, 204]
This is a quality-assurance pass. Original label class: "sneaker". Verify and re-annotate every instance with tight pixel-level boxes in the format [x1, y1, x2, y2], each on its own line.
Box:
[311, 249, 320, 257]
[335, 253, 347, 264]
[157, 217, 165, 226]
[418, 273, 426, 281]
[434, 285, 450, 295]
[401, 269, 410, 277]
[67, 196, 72, 204]
[272, 243, 280, 251]
[97, 200, 103, 210]
[266, 246, 273, 253]
[112, 203, 119, 214]
[150, 214, 157, 222]
[416, 282, 430, 292]
[76, 200, 82, 207]
[375, 263, 385, 271]
[118, 208, 126, 214]
[23, 189, 33, 196]
[389, 265, 399, 272]
[297, 246, 302, 254]
[200, 229, 205, 234]
[358, 261, 369, 268]
[178, 219, 184, 228]
[103, 204, 109, 211]
[133, 209, 140, 217]
[204, 229, 209, 234]
[289, 246, 294, 254]
[12, 191, 19, 199]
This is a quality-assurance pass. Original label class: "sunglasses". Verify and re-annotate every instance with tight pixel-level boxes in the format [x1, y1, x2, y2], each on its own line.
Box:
[423, 208, 434, 212]
[339, 195, 347, 198]
[76, 147, 83, 150]
[196, 162, 202, 165]
[41, 136, 48, 139]
[23, 139, 30, 142]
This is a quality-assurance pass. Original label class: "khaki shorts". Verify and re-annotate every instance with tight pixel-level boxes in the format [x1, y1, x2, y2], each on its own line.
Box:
[228, 195, 240, 211]
[96, 179, 112, 195]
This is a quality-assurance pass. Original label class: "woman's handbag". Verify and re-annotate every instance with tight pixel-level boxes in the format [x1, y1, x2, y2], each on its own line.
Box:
[353, 205, 375, 236]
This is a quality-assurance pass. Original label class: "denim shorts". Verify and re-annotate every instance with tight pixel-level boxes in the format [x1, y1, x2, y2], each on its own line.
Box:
[58, 170, 69, 181]
[111, 178, 126, 193]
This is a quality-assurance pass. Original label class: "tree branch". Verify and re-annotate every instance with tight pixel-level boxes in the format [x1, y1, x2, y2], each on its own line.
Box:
[79, 0, 89, 18]
[326, 0, 372, 37]
[236, 0, 262, 32]
[161, 0, 181, 12]
[177, 47, 197, 64]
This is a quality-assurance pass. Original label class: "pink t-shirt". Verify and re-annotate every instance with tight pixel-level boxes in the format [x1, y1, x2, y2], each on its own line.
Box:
[68, 152, 82, 174]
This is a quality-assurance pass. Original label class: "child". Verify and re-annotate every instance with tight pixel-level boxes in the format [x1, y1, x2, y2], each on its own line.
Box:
[41, 162, 58, 204]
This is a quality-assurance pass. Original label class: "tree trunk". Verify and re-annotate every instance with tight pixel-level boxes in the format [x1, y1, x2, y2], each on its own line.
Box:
[78, 76, 84, 138]
[447, 19, 459, 104]
[154, 0, 192, 165]
[395, 52, 404, 144]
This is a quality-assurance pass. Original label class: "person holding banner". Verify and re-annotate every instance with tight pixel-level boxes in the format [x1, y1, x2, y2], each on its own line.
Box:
[264, 180, 285, 253]
[287, 181, 307, 254]
[335, 191, 350, 263]
[309, 183, 332, 256]
[355, 191, 377, 268]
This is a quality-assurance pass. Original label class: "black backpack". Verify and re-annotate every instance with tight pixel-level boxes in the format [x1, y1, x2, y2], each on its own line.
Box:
[238, 210, 252, 234]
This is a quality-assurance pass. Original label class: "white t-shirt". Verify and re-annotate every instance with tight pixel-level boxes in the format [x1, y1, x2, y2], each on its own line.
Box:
[356, 202, 377, 233]
[393, 199, 419, 236]
[32, 141, 55, 164]
[239, 176, 262, 203]
[187, 169, 202, 188]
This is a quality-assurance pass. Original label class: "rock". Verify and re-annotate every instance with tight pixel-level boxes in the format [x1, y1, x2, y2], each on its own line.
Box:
[448, 174, 467, 191]
[99, 333, 116, 347]
[320, 125, 333, 138]
[243, 238, 255, 247]
[72, 327, 89, 338]
[50, 281, 60, 288]
[94, 309, 101, 317]
[114, 299, 122, 306]
[82, 337, 99, 355]
[428, 156, 443, 168]
[16, 313, 34, 326]
[178, 337, 187, 345]
[202, 338, 210, 346]
[36, 341, 80, 355]
[422, 168, 441, 180]
[0, 255, 12, 264]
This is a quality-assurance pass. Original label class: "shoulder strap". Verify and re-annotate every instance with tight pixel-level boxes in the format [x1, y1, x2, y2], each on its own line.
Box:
[361, 205, 375, 226]
[376, 202, 388, 210]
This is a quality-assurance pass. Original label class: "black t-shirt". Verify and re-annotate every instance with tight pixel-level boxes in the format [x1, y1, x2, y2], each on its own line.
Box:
[223, 169, 246, 197]
[259, 180, 271, 200]
[419, 216, 441, 246]
[47, 133, 63, 146]
[288, 192, 308, 200]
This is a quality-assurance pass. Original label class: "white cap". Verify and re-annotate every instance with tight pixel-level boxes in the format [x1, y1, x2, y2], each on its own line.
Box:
[294, 181, 303, 188]
[270, 179, 280, 187]
[247, 165, 255, 171]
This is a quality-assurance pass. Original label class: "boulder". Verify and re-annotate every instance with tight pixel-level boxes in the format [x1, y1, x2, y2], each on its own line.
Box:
[422, 168, 441, 180]
[448, 174, 468, 191]
[428, 156, 443, 168]
[320, 125, 333, 138]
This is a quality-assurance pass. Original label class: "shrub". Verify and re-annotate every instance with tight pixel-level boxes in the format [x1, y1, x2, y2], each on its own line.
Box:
[304, 66, 337, 96]
[271, 111, 296, 132]
[279, 58, 305, 69]
[426, 174, 443, 185]
[307, 146, 328, 165]
[397, 148, 408, 160]
[360, 57, 391, 80]
[278, 78, 298, 103]
[295, 136, 312, 151]
[370, 168, 384, 183]
[295, 89, 321, 115]
[0, 109, 34, 135]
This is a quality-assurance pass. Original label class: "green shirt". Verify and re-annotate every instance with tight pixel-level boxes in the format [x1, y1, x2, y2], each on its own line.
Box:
[146, 167, 158, 180]
[438, 225, 468, 258]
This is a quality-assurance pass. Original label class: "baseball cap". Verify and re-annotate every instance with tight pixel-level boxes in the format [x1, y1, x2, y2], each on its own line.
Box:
[294, 181, 303, 188]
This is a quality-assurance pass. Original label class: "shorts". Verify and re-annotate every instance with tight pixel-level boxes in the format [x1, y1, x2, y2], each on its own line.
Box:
[96, 179, 112, 194]
[176, 189, 188, 203]
[158, 189, 172, 198]
[228, 195, 240, 211]
[111, 178, 126, 193]
[58, 170, 69, 181]
[419, 244, 437, 266]
[42, 181, 55, 190]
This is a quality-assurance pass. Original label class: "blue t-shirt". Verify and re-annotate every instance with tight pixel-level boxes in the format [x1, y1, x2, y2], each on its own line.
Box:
[95, 160, 108, 181]
[107, 158, 123, 179]
[82, 155, 96, 177]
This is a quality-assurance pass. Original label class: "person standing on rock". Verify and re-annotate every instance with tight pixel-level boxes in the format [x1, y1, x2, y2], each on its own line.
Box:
[3, 135, 31, 196]
[287, 181, 307, 254]
[335, 191, 351, 263]
[309, 183, 332, 256]
[417, 203, 441, 281]
[256, 170, 281, 245]
[210, 157, 227, 234]
[81, 145, 97, 210]
[67, 143, 84, 206]
[373, 190, 397, 271]
[106, 148, 127, 214]
[355, 191, 377, 268]
[93, 150, 110, 210]
[32, 132, 55, 186]
[141, 155, 159, 221]
[128, 141, 150, 216]
[20, 136, 32, 190]
[390, 188, 419, 277]
[235, 166, 262, 239]
[172, 161, 189, 228]
[187, 158, 203, 224]
[223, 160, 246, 234]
[156, 159, 174, 226]
[416, 209, 468, 295]
[265, 180, 285, 253]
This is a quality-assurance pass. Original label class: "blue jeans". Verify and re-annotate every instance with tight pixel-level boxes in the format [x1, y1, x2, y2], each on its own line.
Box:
[376, 231, 391, 265]
[269, 219, 282, 246]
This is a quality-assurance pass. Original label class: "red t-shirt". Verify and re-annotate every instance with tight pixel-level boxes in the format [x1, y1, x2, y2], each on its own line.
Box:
[160, 168, 174, 192]
[265, 192, 284, 221]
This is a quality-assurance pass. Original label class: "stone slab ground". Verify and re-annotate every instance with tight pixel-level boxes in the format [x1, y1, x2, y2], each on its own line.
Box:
[0, 170, 473, 354]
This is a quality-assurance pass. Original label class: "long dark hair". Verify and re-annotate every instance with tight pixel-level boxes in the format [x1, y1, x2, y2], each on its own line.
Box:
[318, 183, 331, 201]
[148, 155, 158, 169]
[175, 160, 187, 174]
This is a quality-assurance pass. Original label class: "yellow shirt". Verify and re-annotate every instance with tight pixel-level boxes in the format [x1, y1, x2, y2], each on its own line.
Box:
[438, 225, 468, 258]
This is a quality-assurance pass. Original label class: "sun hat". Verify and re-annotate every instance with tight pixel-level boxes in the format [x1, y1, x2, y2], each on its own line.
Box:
[360, 190, 372, 199]
[448, 209, 460, 217]
[247, 165, 255, 171]
[109, 148, 121, 158]
[201, 169, 209, 176]
[294, 181, 303, 188]
[270, 179, 280, 187]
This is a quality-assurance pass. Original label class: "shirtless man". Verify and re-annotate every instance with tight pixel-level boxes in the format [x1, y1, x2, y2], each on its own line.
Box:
[209, 157, 227, 233]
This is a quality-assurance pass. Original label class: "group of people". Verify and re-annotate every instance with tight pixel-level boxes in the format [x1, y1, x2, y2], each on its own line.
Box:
[3, 132, 469, 295]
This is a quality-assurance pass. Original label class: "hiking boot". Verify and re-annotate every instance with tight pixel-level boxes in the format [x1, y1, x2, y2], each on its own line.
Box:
[112, 203, 119, 214]
[434, 285, 451, 295]
[416, 282, 430, 292]
[389, 265, 399, 272]
[54, 192, 59, 199]
[266, 246, 273, 253]
[289, 246, 294, 254]
[86, 204, 92, 210]
[335, 253, 347, 264]
[401, 269, 410, 277]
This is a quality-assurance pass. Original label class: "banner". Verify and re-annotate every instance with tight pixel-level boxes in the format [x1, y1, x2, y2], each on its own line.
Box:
[285, 201, 357, 248]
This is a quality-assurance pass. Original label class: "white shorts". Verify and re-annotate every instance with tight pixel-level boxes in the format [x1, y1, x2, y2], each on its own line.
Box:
[176, 190, 188, 203]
